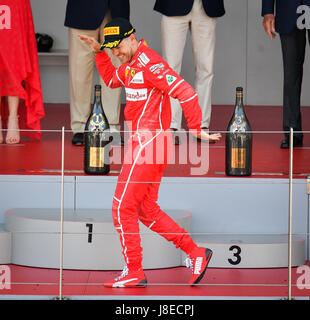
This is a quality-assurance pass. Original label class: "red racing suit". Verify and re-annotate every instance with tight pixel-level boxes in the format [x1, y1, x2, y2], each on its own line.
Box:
[96, 39, 202, 270]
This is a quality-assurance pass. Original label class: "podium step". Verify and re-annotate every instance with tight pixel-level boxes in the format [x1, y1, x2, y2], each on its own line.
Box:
[4, 208, 191, 270]
[3, 209, 306, 270]
[0, 223, 11, 264]
[185, 234, 305, 268]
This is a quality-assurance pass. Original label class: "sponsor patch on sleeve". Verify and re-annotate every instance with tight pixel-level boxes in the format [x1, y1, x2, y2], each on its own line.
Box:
[166, 74, 177, 86]
[138, 53, 150, 67]
[149, 63, 164, 74]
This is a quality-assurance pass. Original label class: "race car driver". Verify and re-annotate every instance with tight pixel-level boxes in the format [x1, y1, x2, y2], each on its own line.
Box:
[79, 18, 221, 288]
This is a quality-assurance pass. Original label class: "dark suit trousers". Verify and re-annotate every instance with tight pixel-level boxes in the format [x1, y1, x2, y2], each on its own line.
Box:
[280, 28, 310, 139]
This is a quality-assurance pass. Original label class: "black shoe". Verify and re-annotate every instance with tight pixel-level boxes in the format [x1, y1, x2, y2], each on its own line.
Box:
[280, 139, 289, 149]
[72, 133, 84, 146]
[280, 137, 303, 149]
[294, 138, 303, 147]
[171, 128, 180, 145]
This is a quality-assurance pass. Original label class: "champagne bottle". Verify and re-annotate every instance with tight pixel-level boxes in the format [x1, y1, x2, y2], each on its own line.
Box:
[84, 85, 110, 175]
[225, 87, 252, 176]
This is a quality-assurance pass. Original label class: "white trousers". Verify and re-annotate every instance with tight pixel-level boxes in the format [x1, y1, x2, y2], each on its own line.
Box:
[161, 0, 217, 129]
[68, 12, 122, 133]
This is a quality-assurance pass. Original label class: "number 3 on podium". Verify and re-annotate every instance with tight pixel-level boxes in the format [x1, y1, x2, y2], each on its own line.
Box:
[228, 245, 241, 265]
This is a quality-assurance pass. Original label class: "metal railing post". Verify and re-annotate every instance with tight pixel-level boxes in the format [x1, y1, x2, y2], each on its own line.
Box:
[59, 127, 65, 299]
[288, 128, 293, 300]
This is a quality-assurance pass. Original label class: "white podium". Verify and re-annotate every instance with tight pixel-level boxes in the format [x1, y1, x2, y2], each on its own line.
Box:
[1, 208, 305, 269]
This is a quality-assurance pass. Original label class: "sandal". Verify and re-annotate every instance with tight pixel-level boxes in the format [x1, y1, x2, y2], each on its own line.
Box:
[6, 116, 20, 144]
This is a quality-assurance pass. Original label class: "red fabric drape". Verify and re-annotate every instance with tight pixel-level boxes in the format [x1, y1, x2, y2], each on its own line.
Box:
[0, 0, 45, 139]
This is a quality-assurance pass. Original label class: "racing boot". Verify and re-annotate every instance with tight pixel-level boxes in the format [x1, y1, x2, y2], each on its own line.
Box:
[186, 247, 213, 285]
[104, 266, 147, 288]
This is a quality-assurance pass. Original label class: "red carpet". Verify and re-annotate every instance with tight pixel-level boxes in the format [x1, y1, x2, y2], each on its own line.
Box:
[0, 104, 310, 178]
[1, 104, 310, 300]
[1, 262, 310, 298]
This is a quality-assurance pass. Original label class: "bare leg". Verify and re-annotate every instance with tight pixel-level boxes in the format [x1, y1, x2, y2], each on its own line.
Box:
[6, 96, 20, 144]
[0, 97, 3, 143]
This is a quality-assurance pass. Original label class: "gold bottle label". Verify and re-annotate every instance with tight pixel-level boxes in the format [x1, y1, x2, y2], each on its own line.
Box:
[231, 147, 246, 168]
[89, 147, 104, 167]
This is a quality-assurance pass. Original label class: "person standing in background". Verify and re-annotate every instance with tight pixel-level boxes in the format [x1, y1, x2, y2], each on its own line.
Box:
[64, 0, 130, 145]
[0, 0, 44, 144]
[153, 0, 225, 144]
[262, 0, 310, 148]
